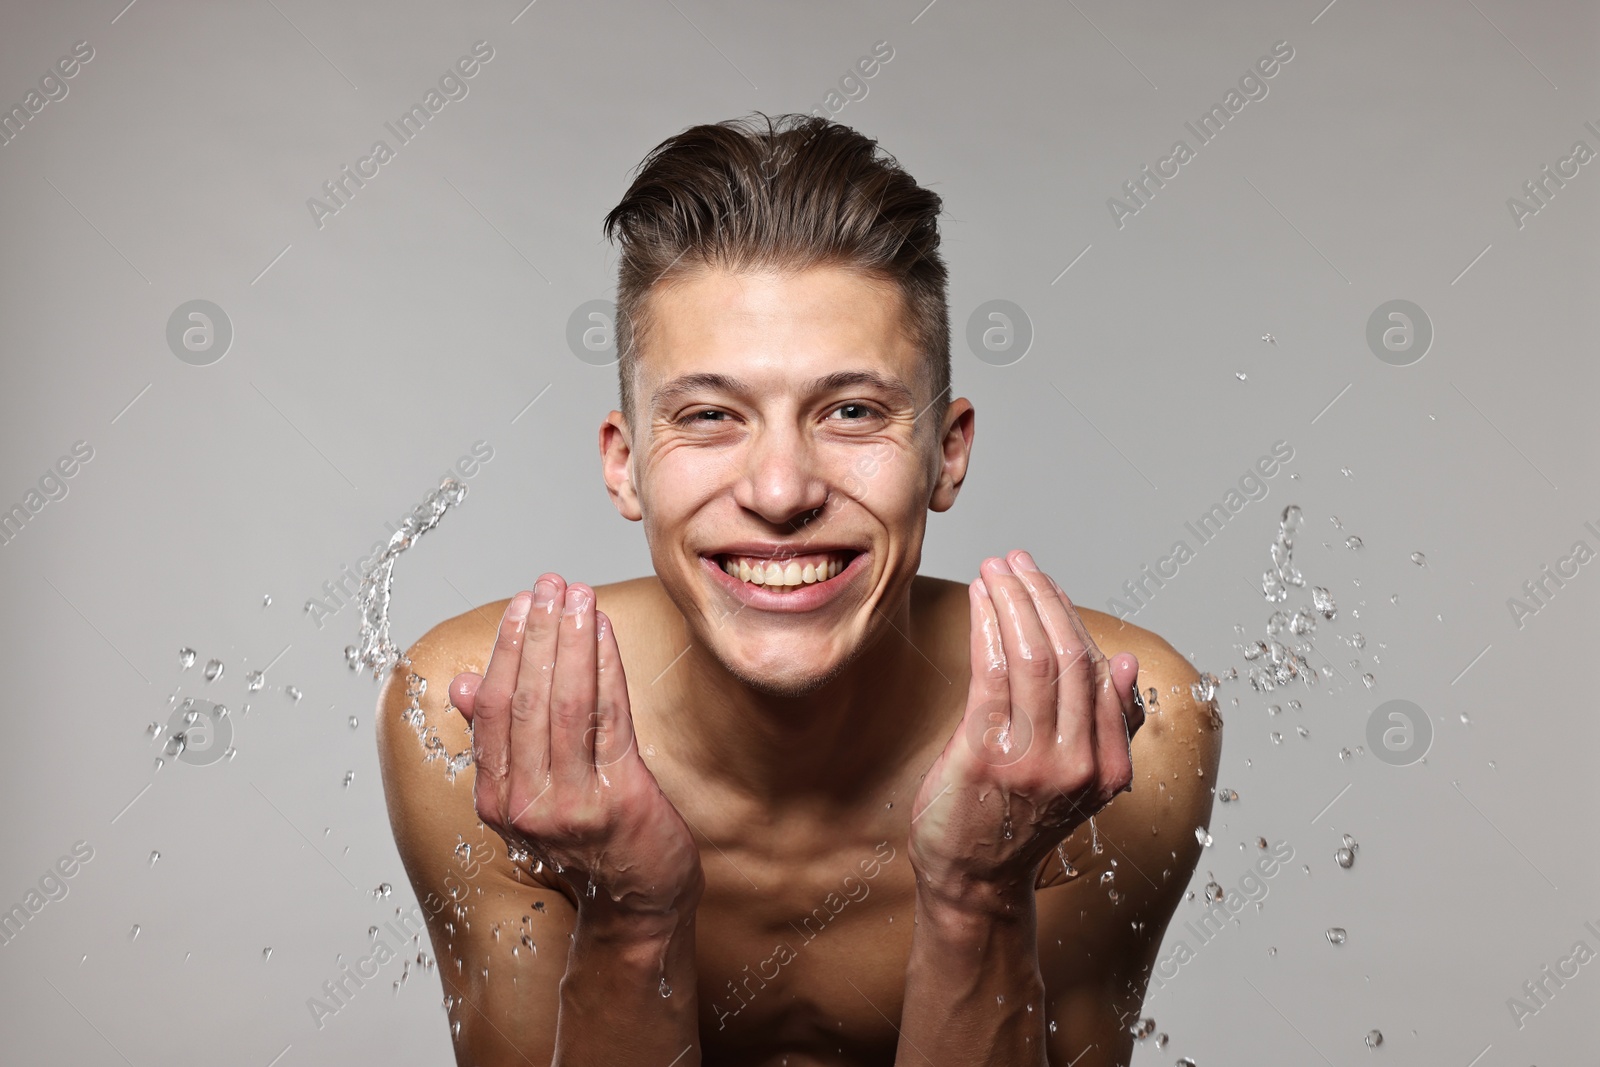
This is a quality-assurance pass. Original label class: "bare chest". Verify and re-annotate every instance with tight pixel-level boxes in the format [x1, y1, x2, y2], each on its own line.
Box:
[691, 834, 916, 1065]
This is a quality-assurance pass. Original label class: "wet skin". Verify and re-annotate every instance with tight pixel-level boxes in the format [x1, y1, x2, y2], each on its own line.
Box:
[375, 266, 1223, 1066]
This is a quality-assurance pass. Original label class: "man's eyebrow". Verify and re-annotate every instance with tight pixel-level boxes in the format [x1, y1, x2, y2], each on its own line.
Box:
[649, 369, 916, 413]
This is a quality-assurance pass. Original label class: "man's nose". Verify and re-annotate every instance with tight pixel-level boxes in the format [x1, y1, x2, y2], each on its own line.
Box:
[733, 426, 829, 527]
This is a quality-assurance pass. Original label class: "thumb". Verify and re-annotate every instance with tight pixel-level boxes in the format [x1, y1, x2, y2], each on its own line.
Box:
[449, 672, 483, 723]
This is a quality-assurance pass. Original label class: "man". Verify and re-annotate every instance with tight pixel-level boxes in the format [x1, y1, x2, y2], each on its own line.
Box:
[376, 112, 1221, 1066]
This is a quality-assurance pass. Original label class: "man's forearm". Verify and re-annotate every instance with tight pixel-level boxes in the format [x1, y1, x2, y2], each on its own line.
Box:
[554, 899, 702, 1066]
[895, 886, 1048, 1067]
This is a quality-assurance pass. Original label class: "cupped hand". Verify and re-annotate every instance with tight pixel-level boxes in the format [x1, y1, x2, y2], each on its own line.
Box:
[908, 550, 1144, 912]
[449, 575, 703, 916]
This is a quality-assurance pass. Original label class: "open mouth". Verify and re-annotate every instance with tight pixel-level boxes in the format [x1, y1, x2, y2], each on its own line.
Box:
[710, 550, 861, 591]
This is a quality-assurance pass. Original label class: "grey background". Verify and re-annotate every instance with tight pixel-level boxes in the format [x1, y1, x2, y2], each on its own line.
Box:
[1, 0, 1595, 1063]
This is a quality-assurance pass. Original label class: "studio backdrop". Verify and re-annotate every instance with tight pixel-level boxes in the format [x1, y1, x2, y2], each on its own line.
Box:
[0, 0, 1595, 1063]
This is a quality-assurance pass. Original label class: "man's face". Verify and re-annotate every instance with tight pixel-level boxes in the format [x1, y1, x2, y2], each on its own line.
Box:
[600, 265, 972, 697]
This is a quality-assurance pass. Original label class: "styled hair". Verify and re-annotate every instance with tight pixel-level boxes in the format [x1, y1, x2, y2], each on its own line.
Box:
[601, 112, 950, 429]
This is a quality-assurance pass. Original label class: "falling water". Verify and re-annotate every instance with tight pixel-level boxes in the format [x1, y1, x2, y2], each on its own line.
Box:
[343, 476, 469, 682]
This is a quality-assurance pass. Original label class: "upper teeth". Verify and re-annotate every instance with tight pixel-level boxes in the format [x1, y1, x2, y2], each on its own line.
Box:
[720, 553, 850, 587]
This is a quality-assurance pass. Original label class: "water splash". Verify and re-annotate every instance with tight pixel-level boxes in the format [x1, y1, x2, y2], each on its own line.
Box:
[346, 477, 469, 681]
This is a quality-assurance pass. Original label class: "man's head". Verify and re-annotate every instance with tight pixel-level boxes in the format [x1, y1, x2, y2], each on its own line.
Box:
[597, 113, 974, 697]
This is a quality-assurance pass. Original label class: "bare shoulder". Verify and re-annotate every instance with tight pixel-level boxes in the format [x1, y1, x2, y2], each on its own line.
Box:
[1032, 609, 1224, 1059]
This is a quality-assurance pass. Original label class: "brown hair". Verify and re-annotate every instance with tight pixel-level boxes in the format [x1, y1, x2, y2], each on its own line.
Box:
[601, 112, 950, 429]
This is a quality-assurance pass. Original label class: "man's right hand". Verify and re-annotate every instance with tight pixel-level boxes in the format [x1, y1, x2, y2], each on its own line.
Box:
[448, 574, 704, 921]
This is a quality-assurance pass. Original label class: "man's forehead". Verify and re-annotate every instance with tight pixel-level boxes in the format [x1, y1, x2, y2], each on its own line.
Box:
[637, 267, 921, 403]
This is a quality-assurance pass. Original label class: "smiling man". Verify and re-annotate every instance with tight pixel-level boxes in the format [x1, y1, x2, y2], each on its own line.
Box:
[376, 113, 1221, 1066]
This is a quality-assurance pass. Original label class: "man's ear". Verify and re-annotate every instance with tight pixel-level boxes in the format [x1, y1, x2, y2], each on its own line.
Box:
[928, 397, 974, 513]
[600, 411, 643, 521]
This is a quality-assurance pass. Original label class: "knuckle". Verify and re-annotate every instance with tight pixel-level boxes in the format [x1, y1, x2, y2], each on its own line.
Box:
[1061, 752, 1097, 793]
[510, 686, 540, 720]
[1014, 652, 1057, 681]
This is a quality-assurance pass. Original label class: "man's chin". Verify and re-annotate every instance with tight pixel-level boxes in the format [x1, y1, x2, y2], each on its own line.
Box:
[718, 655, 844, 699]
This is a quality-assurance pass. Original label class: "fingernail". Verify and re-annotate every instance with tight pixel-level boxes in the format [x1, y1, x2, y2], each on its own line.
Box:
[974, 579, 992, 600]
[508, 592, 532, 619]
[984, 556, 1013, 576]
[1014, 550, 1039, 571]
[595, 610, 609, 642]
[563, 585, 590, 615]
[533, 578, 559, 609]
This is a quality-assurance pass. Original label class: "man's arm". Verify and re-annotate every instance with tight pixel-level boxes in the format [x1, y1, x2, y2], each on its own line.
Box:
[1037, 624, 1223, 1066]
[375, 607, 704, 1066]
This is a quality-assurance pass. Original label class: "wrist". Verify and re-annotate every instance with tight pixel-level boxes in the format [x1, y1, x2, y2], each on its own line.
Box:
[913, 869, 1036, 933]
[576, 878, 702, 945]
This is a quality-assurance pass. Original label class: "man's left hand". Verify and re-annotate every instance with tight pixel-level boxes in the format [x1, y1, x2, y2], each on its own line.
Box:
[907, 549, 1145, 915]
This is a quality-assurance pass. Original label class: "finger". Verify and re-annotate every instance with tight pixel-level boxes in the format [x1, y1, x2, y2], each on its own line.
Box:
[449, 672, 482, 723]
[979, 555, 1058, 744]
[472, 591, 534, 820]
[963, 577, 1010, 763]
[1114, 653, 1144, 739]
[508, 574, 565, 822]
[1092, 651, 1140, 797]
[592, 609, 637, 771]
[547, 583, 599, 782]
[1005, 551, 1093, 755]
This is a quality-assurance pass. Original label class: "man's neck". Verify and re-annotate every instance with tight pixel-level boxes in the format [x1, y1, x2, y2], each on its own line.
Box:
[657, 581, 960, 809]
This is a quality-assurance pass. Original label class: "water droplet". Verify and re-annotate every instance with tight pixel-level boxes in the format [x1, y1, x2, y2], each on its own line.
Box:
[1365, 1029, 1383, 1048]
[1336, 847, 1355, 869]
[129, 924, 141, 940]
[1488, 760, 1497, 770]
[1459, 712, 1470, 725]
[203, 658, 224, 682]
[1204, 881, 1224, 902]
[285, 685, 303, 703]
[1312, 587, 1337, 619]
[1131, 1017, 1156, 1039]
[262, 947, 272, 962]
[1345, 535, 1363, 550]
[373, 882, 392, 899]
[1362, 673, 1375, 689]
[178, 648, 196, 669]
[1270, 731, 1282, 744]
[224, 746, 237, 761]
[1218, 788, 1238, 802]
[1157, 1033, 1168, 1048]
[1326, 927, 1347, 945]
[1297, 725, 1309, 738]
[245, 670, 264, 692]
[349, 716, 359, 729]
[1411, 552, 1426, 566]
[1100, 871, 1115, 887]
[1194, 827, 1213, 847]
[659, 976, 672, 997]
[1340, 466, 1353, 477]
[148, 850, 160, 866]
[1048, 1019, 1058, 1034]
[1235, 371, 1248, 381]
[1339, 747, 1352, 761]
[164, 732, 188, 758]
[343, 771, 355, 787]
[1261, 333, 1276, 344]
[369, 926, 380, 939]
[262, 594, 272, 607]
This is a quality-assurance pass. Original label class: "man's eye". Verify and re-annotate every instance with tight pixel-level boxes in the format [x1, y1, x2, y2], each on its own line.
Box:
[828, 403, 878, 421]
[682, 410, 729, 424]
